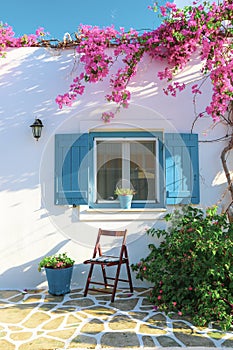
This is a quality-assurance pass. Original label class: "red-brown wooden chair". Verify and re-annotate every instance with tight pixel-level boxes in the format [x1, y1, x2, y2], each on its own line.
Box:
[83, 228, 133, 302]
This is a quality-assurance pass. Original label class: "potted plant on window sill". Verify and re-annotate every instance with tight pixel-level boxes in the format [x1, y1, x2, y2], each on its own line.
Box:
[114, 187, 136, 209]
[38, 253, 75, 295]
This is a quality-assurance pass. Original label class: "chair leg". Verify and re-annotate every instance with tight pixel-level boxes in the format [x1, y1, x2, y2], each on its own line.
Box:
[100, 265, 108, 288]
[111, 263, 122, 302]
[84, 264, 94, 297]
[126, 260, 134, 292]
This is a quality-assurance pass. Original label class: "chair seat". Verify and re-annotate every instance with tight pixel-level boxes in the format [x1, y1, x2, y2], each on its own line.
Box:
[85, 256, 126, 264]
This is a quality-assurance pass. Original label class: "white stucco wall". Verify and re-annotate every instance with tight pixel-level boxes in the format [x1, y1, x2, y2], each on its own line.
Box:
[0, 47, 231, 290]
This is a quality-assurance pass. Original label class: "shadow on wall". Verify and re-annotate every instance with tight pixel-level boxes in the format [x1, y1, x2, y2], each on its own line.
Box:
[0, 225, 151, 290]
[0, 240, 72, 290]
[0, 48, 78, 193]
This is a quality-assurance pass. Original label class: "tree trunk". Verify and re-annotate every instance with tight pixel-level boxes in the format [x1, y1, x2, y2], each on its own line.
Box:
[220, 103, 233, 222]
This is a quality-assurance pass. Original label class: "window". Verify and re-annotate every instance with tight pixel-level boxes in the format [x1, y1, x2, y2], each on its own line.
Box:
[55, 132, 200, 208]
[89, 131, 164, 208]
[94, 137, 159, 206]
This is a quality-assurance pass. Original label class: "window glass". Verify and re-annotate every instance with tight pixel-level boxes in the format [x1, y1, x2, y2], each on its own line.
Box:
[96, 139, 157, 203]
[97, 141, 122, 201]
[130, 141, 156, 201]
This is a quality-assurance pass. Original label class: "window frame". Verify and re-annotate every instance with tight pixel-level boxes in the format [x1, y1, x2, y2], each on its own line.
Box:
[89, 131, 165, 209]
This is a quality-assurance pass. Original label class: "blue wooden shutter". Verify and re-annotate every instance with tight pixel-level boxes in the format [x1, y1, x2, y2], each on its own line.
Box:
[55, 134, 89, 205]
[165, 133, 200, 205]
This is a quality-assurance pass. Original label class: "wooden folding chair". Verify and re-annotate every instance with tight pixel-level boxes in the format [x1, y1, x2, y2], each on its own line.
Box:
[83, 228, 133, 302]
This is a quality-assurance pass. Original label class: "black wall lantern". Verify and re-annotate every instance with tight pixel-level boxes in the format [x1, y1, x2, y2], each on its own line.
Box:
[30, 118, 44, 141]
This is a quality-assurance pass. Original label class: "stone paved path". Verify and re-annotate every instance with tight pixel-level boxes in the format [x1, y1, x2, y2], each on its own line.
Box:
[0, 288, 233, 349]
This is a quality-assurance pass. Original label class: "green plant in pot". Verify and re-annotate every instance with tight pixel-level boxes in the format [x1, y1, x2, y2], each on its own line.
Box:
[114, 187, 135, 209]
[38, 253, 75, 295]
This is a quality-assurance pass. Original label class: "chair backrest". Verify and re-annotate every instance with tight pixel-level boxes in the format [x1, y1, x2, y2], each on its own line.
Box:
[93, 228, 128, 258]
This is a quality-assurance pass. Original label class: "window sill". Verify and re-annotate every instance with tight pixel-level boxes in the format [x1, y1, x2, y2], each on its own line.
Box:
[78, 207, 167, 221]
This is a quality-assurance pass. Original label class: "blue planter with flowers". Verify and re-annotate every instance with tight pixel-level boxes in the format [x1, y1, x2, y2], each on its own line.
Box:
[45, 266, 73, 295]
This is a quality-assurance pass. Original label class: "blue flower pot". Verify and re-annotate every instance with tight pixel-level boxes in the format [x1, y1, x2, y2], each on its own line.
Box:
[118, 195, 133, 209]
[45, 266, 73, 295]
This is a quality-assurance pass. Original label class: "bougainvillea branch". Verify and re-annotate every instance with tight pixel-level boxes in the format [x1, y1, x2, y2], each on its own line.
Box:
[53, 1, 233, 123]
[1, 2, 232, 123]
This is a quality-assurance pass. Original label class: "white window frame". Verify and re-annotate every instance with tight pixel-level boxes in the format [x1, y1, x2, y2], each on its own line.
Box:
[93, 137, 159, 205]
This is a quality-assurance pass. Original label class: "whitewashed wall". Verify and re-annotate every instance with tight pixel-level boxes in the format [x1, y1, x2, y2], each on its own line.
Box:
[0, 47, 231, 290]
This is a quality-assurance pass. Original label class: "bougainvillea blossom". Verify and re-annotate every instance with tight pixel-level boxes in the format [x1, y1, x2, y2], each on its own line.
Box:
[0, 1, 232, 123]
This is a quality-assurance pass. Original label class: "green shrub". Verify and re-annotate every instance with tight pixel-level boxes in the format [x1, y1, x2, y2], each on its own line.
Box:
[131, 205, 233, 330]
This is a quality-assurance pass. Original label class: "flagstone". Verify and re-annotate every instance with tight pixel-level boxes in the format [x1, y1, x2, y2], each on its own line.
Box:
[207, 331, 226, 340]
[169, 312, 194, 323]
[23, 295, 42, 303]
[173, 324, 215, 347]
[42, 315, 65, 330]
[10, 331, 33, 341]
[64, 298, 95, 307]
[141, 296, 153, 305]
[142, 335, 156, 347]
[173, 320, 193, 333]
[69, 293, 85, 299]
[47, 328, 76, 339]
[128, 310, 148, 320]
[157, 335, 181, 347]
[108, 315, 137, 330]
[116, 292, 134, 299]
[110, 298, 139, 311]
[54, 306, 77, 313]
[134, 288, 149, 294]
[9, 325, 23, 331]
[22, 311, 51, 328]
[10, 295, 25, 302]
[74, 311, 89, 319]
[0, 339, 15, 350]
[80, 318, 104, 334]
[96, 295, 114, 301]
[39, 303, 57, 311]
[0, 290, 20, 299]
[18, 336, 65, 350]
[140, 305, 154, 311]
[68, 334, 97, 348]
[101, 331, 139, 348]
[222, 338, 233, 347]
[139, 323, 167, 335]
[44, 294, 64, 303]
[66, 314, 83, 326]
[0, 304, 39, 323]
[82, 306, 115, 319]
[146, 313, 168, 328]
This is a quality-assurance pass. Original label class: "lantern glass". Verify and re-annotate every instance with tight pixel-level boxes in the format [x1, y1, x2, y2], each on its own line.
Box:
[30, 119, 44, 140]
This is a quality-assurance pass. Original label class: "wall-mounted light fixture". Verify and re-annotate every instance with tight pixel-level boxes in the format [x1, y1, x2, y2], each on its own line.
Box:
[30, 119, 44, 141]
